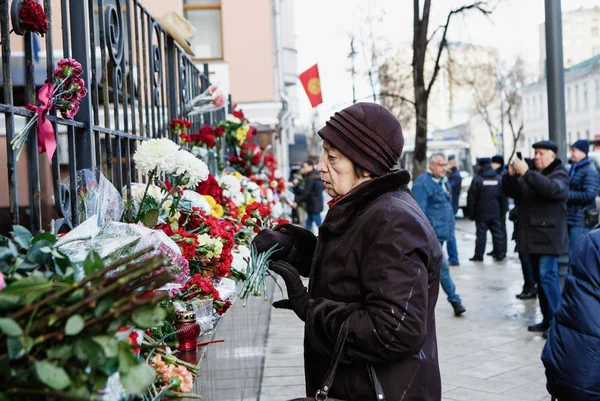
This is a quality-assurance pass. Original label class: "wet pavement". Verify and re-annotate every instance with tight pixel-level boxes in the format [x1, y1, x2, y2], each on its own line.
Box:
[259, 218, 551, 401]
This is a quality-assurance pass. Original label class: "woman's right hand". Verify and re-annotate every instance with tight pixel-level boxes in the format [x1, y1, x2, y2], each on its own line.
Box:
[251, 227, 294, 260]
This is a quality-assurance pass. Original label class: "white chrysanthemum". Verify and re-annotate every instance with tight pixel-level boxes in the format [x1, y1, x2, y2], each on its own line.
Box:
[101, 372, 128, 401]
[191, 146, 208, 159]
[246, 182, 262, 201]
[182, 190, 212, 214]
[174, 150, 209, 189]
[133, 138, 180, 175]
[230, 192, 245, 207]
[219, 174, 242, 197]
[227, 114, 242, 124]
[231, 245, 251, 274]
[197, 234, 223, 259]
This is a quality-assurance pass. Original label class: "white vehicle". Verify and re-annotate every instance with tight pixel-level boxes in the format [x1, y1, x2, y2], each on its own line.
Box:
[400, 139, 473, 214]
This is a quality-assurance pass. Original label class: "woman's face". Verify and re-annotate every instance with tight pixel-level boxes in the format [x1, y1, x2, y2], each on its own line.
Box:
[316, 142, 370, 199]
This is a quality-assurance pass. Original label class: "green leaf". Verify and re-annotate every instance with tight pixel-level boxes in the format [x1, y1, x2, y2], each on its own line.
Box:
[11, 226, 32, 250]
[92, 335, 119, 358]
[65, 315, 85, 336]
[26, 240, 53, 265]
[6, 336, 24, 359]
[94, 298, 113, 317]
[83, 251, 104, 277]
[132, 305, 166, 329]
[0, 293, 23, 311]
[46, 345, 73, 361]
[31, 232, 57, 245]
[117, 340, 137, 375]
[35, 360, 71, 390]
[120, 362, 156, 396]
[16, 261, 40, 271]
[0, 245, 17, 261]
[65, 288, 85, 303]
[141, 208, 160, 228]
[78, 338, 107, 372]
[1, 275, 49, 296]
[0, 318, 23, 337]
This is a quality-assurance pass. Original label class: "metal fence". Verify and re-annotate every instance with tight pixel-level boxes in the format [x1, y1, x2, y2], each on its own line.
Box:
[0, 0, 229, 234]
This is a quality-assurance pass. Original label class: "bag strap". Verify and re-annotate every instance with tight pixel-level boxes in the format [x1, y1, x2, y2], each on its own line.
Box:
[315, 319, 386, 401]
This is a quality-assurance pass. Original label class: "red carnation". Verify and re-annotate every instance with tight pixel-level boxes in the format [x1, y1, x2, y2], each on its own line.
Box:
[19, 0, 48, 36]
[200, 125, 214, 136]
[247, 126, 256, 142]
[195, 174, 223, 204]
[215, 126, 225, 137]
[232, 110, 245, 121]
[197, 132, 216, 148]
[251, 152, 262, 167]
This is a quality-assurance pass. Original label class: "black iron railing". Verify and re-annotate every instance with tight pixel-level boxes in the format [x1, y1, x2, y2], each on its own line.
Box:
[0, 0, 229, 235]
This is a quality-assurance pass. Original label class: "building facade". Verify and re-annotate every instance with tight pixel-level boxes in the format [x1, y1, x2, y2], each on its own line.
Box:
[539, 6, 600, 77]
[522, 55, 600, 154]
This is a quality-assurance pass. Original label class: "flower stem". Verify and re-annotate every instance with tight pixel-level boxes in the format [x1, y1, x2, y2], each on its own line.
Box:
[135, 168, 157, 222]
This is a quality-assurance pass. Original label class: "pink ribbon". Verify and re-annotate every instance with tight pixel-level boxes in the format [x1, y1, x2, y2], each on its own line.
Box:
[27, 82, 56, 163]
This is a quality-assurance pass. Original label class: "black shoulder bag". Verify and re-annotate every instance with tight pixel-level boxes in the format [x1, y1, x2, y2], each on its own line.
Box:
[288, 319, 386, 401]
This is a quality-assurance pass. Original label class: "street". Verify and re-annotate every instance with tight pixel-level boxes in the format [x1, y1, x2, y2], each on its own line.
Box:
[259, 218, 550, 401]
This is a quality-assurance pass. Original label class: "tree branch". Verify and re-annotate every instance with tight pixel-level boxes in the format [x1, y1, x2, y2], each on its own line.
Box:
[379, 92, 416, 106]
[426, 1, 492, 97]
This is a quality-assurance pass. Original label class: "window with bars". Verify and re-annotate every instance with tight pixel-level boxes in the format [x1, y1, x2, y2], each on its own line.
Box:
[184, 0, 224, 61]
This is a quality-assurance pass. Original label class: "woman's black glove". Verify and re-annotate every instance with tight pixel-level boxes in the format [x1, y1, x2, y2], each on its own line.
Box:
[269, 260, 311, 322]
[251, 227, 294, 261]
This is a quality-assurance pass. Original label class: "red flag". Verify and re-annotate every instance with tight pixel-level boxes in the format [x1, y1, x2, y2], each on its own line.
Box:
[299, 64, 323, 108]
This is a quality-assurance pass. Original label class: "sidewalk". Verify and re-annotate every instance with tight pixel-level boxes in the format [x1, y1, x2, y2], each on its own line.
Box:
[259, 218, 551, 401]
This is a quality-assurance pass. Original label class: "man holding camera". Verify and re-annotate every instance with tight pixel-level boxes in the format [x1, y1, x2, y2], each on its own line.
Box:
[502, 140, 568, 337]
[566, 140, 600, 259]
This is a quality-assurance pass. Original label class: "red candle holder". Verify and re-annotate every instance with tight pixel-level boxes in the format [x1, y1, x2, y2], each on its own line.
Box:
[174, 310, 200, 352]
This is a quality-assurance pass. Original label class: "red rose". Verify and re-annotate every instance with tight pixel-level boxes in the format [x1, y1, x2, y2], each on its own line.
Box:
[19, 0, 48, 36]
[229, 156, 240, 164]
[215, 126, 225, 137]
[196, 174, 223, 204]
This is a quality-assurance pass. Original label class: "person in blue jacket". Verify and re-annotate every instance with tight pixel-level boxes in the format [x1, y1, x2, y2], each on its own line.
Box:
[567, 140, 600, 259]
[413, 153, 466, 316]
[446, 155, 462, 266]
[542, 228, 600, 400]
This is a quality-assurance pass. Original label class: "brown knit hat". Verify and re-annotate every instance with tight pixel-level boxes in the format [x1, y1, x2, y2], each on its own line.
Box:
[318, 103, 404, 176]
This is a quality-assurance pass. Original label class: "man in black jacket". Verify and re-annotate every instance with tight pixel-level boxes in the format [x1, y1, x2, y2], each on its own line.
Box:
[296, 160, 324, 232]
[466, 158, 505, 261]
[503, 140, 568, 336]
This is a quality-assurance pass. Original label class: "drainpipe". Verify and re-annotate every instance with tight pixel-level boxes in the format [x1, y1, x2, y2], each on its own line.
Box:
[273, 0, 292, 180]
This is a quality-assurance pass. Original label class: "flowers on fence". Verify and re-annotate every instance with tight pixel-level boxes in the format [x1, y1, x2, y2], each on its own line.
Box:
[11, 58, 88, 163]
[185, 86, 226, 116]
[12, 0, 49, 36]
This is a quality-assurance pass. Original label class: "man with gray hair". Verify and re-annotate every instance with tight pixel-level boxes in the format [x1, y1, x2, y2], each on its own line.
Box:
[413, 153, 466, 316]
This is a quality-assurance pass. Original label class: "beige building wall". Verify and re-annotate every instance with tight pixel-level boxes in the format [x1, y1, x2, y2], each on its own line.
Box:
[539, 6, 600, 77]
[221, 0, 276, 103]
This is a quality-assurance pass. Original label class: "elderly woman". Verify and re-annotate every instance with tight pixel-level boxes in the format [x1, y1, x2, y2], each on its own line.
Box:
[253, 103, 442, 400]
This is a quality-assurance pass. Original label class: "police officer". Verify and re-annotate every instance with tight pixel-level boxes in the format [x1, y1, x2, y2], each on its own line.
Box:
[466, 158, 506, 261]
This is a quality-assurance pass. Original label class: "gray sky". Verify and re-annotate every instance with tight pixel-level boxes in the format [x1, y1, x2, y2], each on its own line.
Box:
[294, 0, 600, 125]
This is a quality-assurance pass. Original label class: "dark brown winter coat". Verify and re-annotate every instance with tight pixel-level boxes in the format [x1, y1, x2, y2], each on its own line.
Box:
[285, 170, 442, 401]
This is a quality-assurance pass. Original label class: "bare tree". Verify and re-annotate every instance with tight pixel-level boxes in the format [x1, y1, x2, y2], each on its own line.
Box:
[466, 57, 528, 160]
[411, 0, 492, 178]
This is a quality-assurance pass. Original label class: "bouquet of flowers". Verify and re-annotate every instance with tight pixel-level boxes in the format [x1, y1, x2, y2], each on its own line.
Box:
[12, 58, 88, 163]
[184, 86, 225, 116]
[131, 137, 209, 228]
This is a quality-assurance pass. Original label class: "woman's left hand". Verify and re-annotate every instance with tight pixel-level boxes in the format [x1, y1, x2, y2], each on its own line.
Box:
[269, 260, 311, 321]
